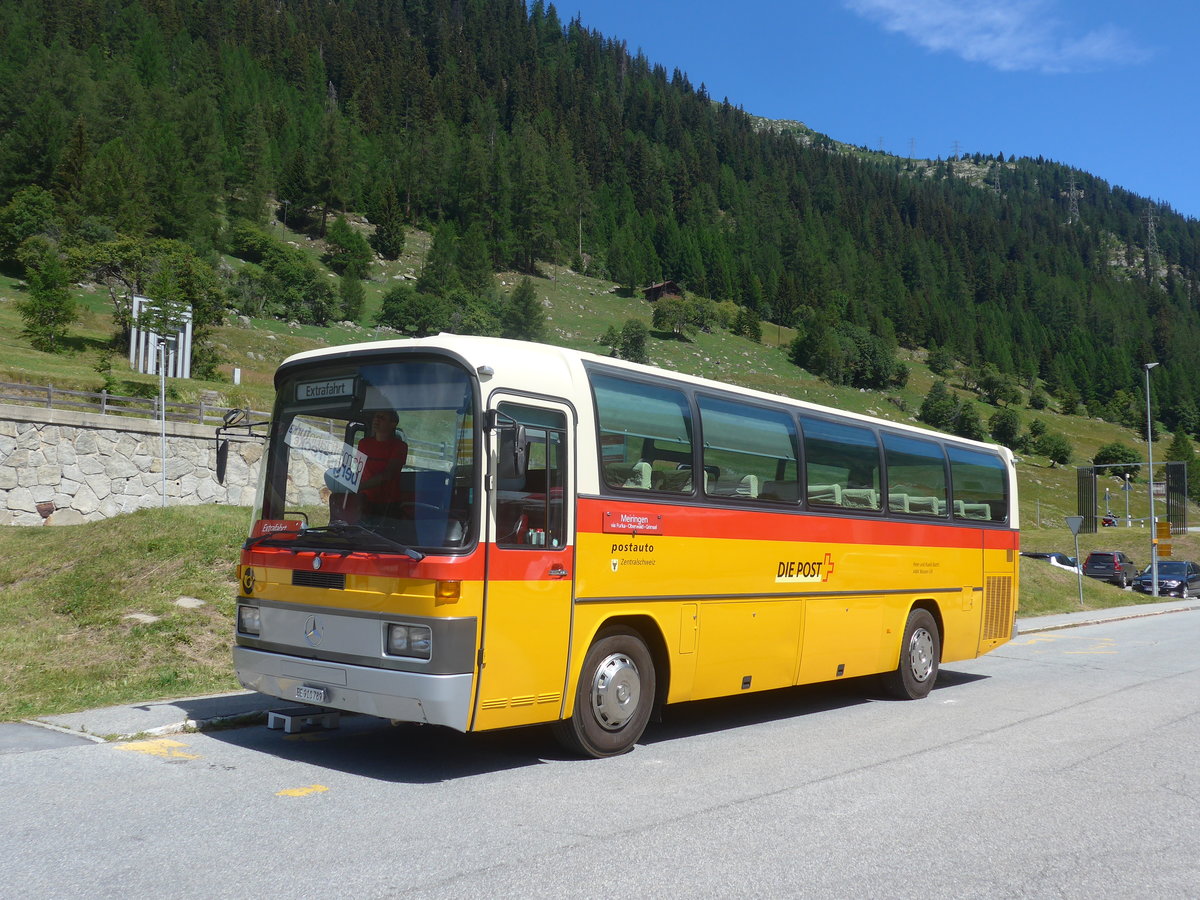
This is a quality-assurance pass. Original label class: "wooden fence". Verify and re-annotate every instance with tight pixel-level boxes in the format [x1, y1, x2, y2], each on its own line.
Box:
[0, 381, 267, 426]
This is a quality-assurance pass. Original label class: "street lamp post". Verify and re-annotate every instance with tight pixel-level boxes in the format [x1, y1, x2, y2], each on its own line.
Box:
[1144, 362, 1159, 597]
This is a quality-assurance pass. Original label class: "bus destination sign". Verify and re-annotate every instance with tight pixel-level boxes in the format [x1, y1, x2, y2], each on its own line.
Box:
[602, 510, 664, 535]
[296, 376, 356, 402]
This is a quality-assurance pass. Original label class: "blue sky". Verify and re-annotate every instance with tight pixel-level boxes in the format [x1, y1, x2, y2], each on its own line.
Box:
[560, 0, 1200, 220]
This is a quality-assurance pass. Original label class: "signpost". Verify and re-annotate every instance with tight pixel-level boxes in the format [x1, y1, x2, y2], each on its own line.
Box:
[1065, 516, 1085, 607]
[1157, 520, 1172, 559]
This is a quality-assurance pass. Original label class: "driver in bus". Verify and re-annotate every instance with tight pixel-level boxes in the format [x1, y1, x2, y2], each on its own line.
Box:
[357, 409, 408, 515]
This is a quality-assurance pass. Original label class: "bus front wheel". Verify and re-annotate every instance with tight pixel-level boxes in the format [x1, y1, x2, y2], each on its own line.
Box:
[882, 608, 940, 700]
[554, 628, 655, 758]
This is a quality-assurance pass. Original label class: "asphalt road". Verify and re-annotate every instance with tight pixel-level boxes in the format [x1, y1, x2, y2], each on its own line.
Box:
[4, 610, 1199, 899]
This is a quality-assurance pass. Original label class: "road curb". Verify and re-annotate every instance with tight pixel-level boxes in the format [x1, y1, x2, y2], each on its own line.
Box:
[29, 691, 278, 743]
[1018, 602, 1199, 635]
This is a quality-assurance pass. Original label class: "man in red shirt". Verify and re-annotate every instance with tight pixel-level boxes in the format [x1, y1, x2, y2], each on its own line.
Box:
[357, 409, 408, 514]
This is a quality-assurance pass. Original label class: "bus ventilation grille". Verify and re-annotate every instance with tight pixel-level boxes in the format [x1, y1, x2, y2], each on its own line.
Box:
[292, 570, 346, 590]
[982, 575, 1014, 640]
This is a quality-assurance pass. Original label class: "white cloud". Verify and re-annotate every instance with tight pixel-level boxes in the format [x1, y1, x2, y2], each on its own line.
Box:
[843, 0, 1149, 73]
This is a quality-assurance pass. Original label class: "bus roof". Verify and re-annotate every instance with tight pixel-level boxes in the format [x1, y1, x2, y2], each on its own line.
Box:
[276, 334, 1013, 462]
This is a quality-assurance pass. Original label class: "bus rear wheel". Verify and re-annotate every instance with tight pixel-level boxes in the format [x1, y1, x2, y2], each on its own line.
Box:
[554, 628, 655, 758]
[882, 608, 940, 700]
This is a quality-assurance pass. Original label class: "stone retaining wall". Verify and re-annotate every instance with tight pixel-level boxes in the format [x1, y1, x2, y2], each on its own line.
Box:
[0, 403, 262, 526]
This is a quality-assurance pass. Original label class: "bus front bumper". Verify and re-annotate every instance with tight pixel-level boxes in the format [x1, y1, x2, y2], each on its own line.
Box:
[233, 646, 474, 731]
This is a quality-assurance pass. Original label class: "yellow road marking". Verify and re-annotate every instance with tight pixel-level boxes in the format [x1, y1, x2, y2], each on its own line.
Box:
[276, 784, 329, 797]
[117, 739, 200, 760]
[1015, 634, 1118, 654]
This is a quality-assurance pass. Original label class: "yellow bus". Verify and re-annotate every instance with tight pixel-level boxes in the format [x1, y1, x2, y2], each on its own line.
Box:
[230, 335, 1018, 756]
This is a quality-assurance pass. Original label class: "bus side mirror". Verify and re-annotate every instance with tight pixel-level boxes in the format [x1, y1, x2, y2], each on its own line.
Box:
[498, 424, 528, 480]
[223, 407, 247, 427]
[488, 410, 527, 480]
[216, 439, 230, 484]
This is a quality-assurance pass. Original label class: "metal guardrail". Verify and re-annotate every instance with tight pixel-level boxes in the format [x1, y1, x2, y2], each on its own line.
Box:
[0, 381, 268, 427]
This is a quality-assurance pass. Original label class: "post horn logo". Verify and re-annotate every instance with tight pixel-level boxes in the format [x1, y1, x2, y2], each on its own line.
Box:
[240, 566, 256, 595]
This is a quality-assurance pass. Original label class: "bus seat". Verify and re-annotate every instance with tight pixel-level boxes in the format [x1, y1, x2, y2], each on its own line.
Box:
[761, 480, 799, 501]
[888, 492, 910, 513]
[807, 483, 842, 506]
[906, 496, 940, 515]
[444, 518, 467, 544]
[736, 474, 759, 498]
[655, 469, 692, 493]
[497, 509, 528, 543]
[626, 461, 652, 489]
[329, 491, 361, 524]
[841, 488, 879, 509]
[962, 502, 991, 520]
[604, 462, 640, 489]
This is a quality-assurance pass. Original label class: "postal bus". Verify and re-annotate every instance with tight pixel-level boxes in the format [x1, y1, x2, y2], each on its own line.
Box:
[229, 334, 1018, 756]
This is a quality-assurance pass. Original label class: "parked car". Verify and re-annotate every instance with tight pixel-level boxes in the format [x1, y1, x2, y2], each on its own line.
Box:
[1131, 560, 1200, 598]
[1082, 551, 1138, 588]
[1021, 551, 1080, 572]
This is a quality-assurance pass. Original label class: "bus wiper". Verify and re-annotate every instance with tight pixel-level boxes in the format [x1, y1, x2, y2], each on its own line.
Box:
[243, 523, 425, 561]
[298, 523, 426, 561]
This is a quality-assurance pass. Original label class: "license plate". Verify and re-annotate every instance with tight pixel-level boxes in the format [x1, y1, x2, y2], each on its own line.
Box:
[296, 685, 328, 704]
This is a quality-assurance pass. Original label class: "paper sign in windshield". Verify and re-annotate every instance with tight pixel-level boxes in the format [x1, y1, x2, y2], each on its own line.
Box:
[284, 419, 365, 491]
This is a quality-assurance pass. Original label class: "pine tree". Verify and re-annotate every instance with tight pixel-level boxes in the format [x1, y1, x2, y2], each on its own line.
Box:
[1164, 430, 1200, 502]
[416, 222, 461, 296]
[339, 275, 365, 323]
[17, 251, 76, 353]
[953, 402, 987, 442]
[919, 381, 959, 430]
[457, 221, 494, 298]
[619, 319, 649, 364]
[368, 181, 406, 260]
[501, 277, 546, 341]
[988, 407, 1022, 449]
[324, 217, 372, 278]
[1037, 431, 1073, 468]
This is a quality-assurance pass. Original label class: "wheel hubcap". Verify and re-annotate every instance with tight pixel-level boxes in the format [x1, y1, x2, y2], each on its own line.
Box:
[590, 652, 641, 731]
[908, 628, 935, 682]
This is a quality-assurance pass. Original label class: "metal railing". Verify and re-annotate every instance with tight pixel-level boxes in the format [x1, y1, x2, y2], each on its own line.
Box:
[0, 380, 267, 427]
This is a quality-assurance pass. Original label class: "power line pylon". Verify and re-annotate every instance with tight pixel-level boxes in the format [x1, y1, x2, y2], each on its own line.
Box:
[1145, 203, 1160, 281]
[1065, 176, 1081, 224]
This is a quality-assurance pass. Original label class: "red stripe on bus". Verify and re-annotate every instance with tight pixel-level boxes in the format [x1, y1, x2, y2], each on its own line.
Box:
[242, 546, 486, 580]
[577, 497, 1016, 549]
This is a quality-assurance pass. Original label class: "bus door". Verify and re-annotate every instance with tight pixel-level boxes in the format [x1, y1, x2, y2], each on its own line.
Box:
[472, 397, 575, 731]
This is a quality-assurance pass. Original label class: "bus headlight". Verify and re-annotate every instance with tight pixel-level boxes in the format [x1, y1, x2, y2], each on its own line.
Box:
[387, 623, 432, 660]
[238, 605, 262, 636]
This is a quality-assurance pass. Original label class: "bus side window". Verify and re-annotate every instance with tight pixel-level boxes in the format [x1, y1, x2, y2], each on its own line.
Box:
[496, 403, 568, 548]
[800, 416, 881, 511]
[947, 447, 1008, 523]
[697, 394, 798, 503]
[882, 432, 948, 518]
[592, 373, 694, 495]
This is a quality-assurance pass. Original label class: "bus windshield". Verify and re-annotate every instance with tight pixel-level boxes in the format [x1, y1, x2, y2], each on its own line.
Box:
[259, 354, 477, 552]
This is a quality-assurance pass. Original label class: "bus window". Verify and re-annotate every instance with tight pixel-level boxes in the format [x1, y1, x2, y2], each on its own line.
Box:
[496, 403, 567, 548]
[697, 395, 798, 501]
[948, 446, 1008, 523]
[800, 416, 881, 511]
[592, 373, 694, 493]
[882, 432, 948, 517]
